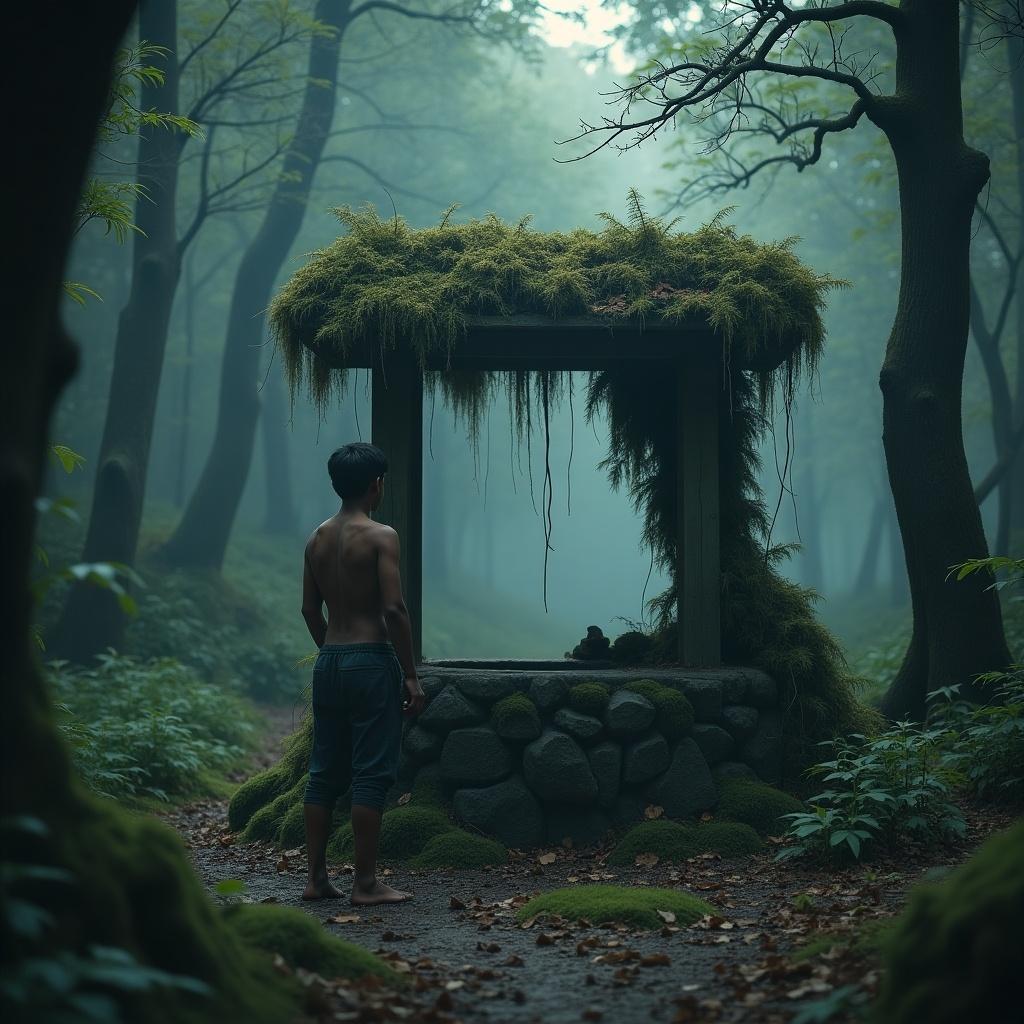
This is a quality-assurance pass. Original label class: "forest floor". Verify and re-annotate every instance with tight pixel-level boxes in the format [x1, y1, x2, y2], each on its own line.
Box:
[160, 710, 1014, 1024]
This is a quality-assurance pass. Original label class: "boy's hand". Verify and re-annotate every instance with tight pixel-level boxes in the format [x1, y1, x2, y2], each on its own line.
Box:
[403, 675, 425, 717]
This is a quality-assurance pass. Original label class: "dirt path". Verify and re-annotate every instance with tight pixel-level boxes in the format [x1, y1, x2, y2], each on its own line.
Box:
[160, 714, 1011, 1024]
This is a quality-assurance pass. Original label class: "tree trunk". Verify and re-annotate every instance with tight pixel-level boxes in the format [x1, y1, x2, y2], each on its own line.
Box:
[55, 0, 182, 659]
[174, 252, 197, 507]
[163, 0, 350, 568]
[1009, 28, 1024, 547]
[876, 0, 1010, 719]
[853, 494, 886, 595]
[260, 355, 298, 534]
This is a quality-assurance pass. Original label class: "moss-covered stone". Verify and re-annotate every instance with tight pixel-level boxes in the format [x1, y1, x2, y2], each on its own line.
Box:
[516, 885, 714, 930]
[622, 680, 694, 740]
[568, 682, 612, 717]
[224, 903, 397, 982]
[439, 726, 513, 785]
[242, 777, 307, 843]
[409, 831, 508, 869]
[228, 767, 292, 833]
[453, 774, 545, 849]
[609, 818, 762, 865]
[694, 821, 762, 857]
[490, 693, 542, 741]
[328, 806, 454, 862]
[553, 708, 604, 743]
[277, 800, 306, 849]
[716, 779, 804, 835]
[408, 763, 446, 807]
[873, 821, 1024, 1024]
[523, 730, 598, 804]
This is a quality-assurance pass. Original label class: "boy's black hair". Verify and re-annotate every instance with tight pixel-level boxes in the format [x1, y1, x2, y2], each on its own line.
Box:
[327, 442, 388, 500]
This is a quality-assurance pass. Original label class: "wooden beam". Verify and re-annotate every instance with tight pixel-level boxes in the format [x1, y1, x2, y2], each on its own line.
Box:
[372, 353, 423, 662]
[677, 356, 721, 666]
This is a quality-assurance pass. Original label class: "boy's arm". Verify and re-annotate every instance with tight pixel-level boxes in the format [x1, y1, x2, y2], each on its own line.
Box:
[377, 527, 424, 716]
[301, 539, 327, 648]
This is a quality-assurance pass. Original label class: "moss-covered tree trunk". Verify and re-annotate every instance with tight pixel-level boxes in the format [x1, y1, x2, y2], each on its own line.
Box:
[55, 0, 183, 659]
[163, 0, 351, 569]
[876, 0, 1010, 720]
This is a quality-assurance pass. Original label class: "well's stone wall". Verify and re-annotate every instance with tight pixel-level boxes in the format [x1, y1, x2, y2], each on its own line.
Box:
[401, 664, 783, 848]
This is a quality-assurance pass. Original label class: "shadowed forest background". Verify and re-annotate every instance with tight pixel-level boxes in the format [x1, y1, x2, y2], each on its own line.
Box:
[5, 2, 1024, 1023]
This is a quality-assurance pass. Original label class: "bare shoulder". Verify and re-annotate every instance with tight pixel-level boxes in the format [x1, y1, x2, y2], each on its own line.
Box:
[305, 518, 336, 556]
[371, 522, 399, 551]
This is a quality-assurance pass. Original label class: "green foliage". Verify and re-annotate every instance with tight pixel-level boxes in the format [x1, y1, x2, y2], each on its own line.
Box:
[329, 807, 455, 862]
[490, 692, 541, 737]
[608, 818, 762, 865]
[516, 884, 714, 930]
[271, 202, 839, 414]
[48, 653, 255, 802]
[409, 831, 508, 869]
[568, 682, 612, 717]
[407, 763, 446, 808]
[223, 904, 397, 983]
[717, 779, 804, 835]
[873, 821, 1024, 1024]
[243, 778, 308, 843]
[622, 680, 694, 739]
[778, 723, 965, 863]
[228, 719, 311, 833]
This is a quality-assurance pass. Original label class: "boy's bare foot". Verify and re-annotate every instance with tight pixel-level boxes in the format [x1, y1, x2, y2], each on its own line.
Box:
[351, 880, 413, 905]
[302, 878, 345, 901]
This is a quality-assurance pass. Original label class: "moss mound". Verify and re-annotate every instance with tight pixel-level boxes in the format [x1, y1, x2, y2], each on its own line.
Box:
[228, 768, 291, 834]
[329, 806, 454, 862]
[224, 903, 397, 982]
[410, 831, 508, 869]
[490, 692, 542, 739]
[242, 777, 307, 843]
[622, 680, 694, 740]
[568, 682, 612, 717]
[406, 762, 445, 808]
[716, 779, 804, 835]
[609, 818, 762, 865]
[517, 884, 714, 930]
[873, 821, 1024, 1024]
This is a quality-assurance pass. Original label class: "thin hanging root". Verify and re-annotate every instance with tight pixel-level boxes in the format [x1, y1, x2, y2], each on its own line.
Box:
[541, 372, 555, 613]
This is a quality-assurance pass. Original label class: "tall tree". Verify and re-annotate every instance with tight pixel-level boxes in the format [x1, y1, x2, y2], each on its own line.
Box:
[164, 0, 538, 570]
[56, 0, 316, 659]
[582, 0, 1010, 719]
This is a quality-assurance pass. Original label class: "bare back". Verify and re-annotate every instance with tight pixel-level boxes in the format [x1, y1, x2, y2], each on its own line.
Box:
[304, 513, 392, 645]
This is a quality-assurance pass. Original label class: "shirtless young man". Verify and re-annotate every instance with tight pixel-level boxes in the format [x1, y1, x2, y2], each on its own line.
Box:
[300, 442, 426, 905]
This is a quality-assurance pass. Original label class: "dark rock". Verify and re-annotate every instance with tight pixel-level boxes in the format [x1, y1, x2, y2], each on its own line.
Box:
[420, 676, 447, 700]
[740, 710, 784, 784]
[646, 738, 718, 818]
[523, 730, 598, 804]
[571, 625, 611, 661]
[439, 727, 513, 785]
[608, 792, 647, 827]
[454, 674, 519, 703]
[544, 805, 610, 847]
[604, 690, 656, 737]
[529, 676, 570, 714]
[609, 630, 654, 664]
[721, 705, 759, 745]
[712, 761, 757, 783]
[554, 708, 604, 743]
[419, 685, 484, 733]
[453, 775, 544, 849]
[404, 724, 443, 762]
[692, 724, 735, 766]
[677, 677, 724, 723]
[720, 670, 749, 704]
[746, 671, 778, 710]
[587, 741, 622, 807]
[491, 694, 542, 741]
[623, 733, 670, 784]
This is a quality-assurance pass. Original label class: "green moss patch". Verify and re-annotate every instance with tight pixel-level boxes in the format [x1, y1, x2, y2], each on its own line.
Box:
[568, 682, 612, 718]
[490, 693, 542, 740]
[716, 779, 804, 835]
[873, 821, 1024, 1024]
[622, 680, 694, 740]
[792, 919, 892, 964]
[242, 777, 307, 843]
[410, 831, 508, 869]
[224, 904, 397, 982]
[609, 819, 762, 865]
[329, 806, 454, 862]
[517, 884, 714, 930]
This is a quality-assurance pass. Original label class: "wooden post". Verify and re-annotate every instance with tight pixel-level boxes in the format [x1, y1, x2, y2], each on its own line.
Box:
[677, 355, 721, 665]
[372, 353, 423, 662]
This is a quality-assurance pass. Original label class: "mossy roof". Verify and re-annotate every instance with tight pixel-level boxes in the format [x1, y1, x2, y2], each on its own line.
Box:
[270, 198, 839, 409]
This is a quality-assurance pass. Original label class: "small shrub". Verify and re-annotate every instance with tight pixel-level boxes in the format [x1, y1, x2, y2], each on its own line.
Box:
[516, 885, 714, 929]
[568, 682, 612, 717]
[622, 680, 694, 739]
[224, 903, 397, 982]
[490, 693, 542, 740]
[410, 831, 507, 869]
[873, 820, 1024, 1024]
[717, 779, 804, 835]
[610, 631, 655, 664]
